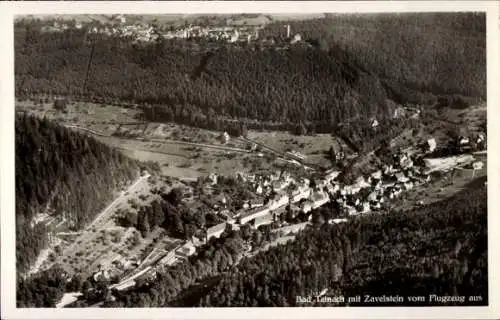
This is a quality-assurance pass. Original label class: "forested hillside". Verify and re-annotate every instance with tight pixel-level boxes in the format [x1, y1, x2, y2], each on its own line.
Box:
[14, 13, 485, 144]
[195, 179, 487, 307]
[16, 114, 140, 273]
[101, 178, 486, 307]
[262, 13, 486, 98]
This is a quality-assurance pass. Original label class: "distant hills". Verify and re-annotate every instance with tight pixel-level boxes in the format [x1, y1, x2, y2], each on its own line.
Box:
[14, 13, 485, 151]
[17, 13, 327, 26]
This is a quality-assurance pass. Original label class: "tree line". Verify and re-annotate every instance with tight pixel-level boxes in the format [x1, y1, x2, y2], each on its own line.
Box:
[194, 178, 487, 307]
[19, 175, 486, 308]
[16, 114, 141, 274]
[64, 177, 486, 308]
[261, 12, 486, 98]
[115, 187, 225, 240]
[14, 14, 485, 152]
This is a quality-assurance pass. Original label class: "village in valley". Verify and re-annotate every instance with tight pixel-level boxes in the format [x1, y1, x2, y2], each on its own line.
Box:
[13, 12, 488, 309]
[18, 93, 487, 308]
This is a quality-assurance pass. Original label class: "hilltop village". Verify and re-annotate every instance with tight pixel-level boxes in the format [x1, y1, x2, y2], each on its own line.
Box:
[40, 15, 305, 48]
[14, 13, 488, 309]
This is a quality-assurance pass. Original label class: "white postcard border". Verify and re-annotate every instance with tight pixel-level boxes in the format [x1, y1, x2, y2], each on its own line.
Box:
[1, 1, 499, 319]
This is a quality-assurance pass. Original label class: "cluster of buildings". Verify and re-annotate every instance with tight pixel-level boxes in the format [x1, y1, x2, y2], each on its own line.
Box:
[94, 128, 487, 296]
[155, 241, 196, 268]
[455, 133, 487, 152]
[421, 131, 486, 155]
[92, 258, 140, 283]
[80, 22, 159, 42]
[331, 151, 431, 216]
[40, 21, 83, 33]
[162, 25, 264, 43]
[95, 239, 198, 292]
[84, 130, 488, 300]
[214, 147, 432, 227]
[39, 19, 158, 42]
[39, 18, 306, 48]
[200, 169, 337, 240]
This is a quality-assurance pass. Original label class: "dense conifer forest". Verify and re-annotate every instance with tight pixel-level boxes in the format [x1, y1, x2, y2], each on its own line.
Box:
[262, 13, 485, 98]
[14, 13, 487, 309]
[14, 13, 485, 146]
[16, 179, 487, 308]
[16, 114, 141, 274]
[95, 178, 486, 307]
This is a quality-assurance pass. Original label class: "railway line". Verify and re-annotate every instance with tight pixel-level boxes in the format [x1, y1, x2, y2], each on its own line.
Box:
[65, 125, 253, 154]
[238, 136, 321, 170]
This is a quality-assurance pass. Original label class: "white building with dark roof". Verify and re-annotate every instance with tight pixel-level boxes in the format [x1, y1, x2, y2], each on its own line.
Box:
[239, 206, 271, 225]
[346, 206, 358, 216]
[176, 241, 196, 258]
[329, 218, 348, 224]
[458, 136, 470, 146]
[354, 176, 371, 189]
[253, 212, 274, 228]
[395, 172, 409, 183]
[371, 170, 382, 180]
[268, 193, 289, 211]
[311, 191, 328, 209]
[368, 191, 378, 202]
[358, 201, 371, 214]
[370, 201, 382, 210]
[403, 181, 414, 191]
[427, 138, 437, 152]
[291, 187, 311, 203]
[301, 200, 313, 213]
[325, 170, 340, 182]
[206, 223, 227, 241]
[256, 184, 263, 194]
[248, 199, 265, 208]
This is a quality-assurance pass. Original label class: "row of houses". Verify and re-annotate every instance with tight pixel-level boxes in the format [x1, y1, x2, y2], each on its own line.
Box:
[40, 19, 306, 48]
[156, 241, 197, 266]
[205, 185, 328, 236]
[203, 140, 440, 244]
[204, 169, 340, 235]
[329, 150, 432, 217]
[236, 169, 294, 194]
[82, 22, 264, 44]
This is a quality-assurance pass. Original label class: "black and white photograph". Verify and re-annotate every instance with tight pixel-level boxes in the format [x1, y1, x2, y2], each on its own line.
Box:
[1, 1, 499, 319]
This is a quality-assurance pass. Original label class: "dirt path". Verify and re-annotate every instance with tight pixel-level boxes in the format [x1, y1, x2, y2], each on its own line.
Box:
[46, 174, 150, 275]
[27, 248, 51, 276]
[90, 174, 150, 228]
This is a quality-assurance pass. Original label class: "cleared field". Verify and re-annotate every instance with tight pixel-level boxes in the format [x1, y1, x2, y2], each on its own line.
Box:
[455, 103, 487, 135]
[424, 103, 486, 142]
[246, 130, 348, 167]
[16, 100, 231, 146]
[95, 135, 258, 178]
[16, 99, 270, 178]
[389, 153, 486, 212]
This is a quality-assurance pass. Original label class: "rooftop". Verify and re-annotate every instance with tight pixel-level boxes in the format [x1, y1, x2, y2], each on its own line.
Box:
[239, 205, 270, 220]
[207, 222, 227, 235]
